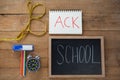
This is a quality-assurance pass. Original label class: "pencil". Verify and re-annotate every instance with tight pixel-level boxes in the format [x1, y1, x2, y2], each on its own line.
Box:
[23, 51, 26, 77]
[20, 50, 24, 76]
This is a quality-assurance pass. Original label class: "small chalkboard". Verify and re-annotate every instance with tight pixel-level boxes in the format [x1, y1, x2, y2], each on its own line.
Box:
[49, 36, 105, 78]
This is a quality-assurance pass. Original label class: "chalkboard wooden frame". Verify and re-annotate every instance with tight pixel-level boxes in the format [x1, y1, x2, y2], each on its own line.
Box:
[49, 36, 105, 78]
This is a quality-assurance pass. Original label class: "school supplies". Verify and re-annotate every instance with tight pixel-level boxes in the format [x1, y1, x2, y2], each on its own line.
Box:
[13, 45, 33, 51]
[49, 10, 82, 34]
[13, 44, 34, 77]
[0, 0, 47, 42]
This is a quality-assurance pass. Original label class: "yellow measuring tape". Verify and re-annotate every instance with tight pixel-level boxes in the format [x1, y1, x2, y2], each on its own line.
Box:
[0, 0, 47, 42]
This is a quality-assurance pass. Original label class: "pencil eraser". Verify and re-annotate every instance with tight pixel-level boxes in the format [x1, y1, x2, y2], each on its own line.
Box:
[12, 44, 34, 51]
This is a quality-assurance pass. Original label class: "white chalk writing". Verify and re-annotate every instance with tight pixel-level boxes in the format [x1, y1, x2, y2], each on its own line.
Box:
[56, 44, 100, 65]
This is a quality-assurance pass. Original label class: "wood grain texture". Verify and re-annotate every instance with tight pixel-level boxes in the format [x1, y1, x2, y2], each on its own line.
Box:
[0, 0, 46, 14]
[0, 68, 49, 80]
[0, 0, 120, 80]
[0, 14, 120, 31]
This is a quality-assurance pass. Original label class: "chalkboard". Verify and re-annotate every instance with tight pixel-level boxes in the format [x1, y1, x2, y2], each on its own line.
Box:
[49, 36, 105, 78]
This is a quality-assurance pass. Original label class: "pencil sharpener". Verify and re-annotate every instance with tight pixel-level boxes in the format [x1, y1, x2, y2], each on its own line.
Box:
[26, 55, 40, 72]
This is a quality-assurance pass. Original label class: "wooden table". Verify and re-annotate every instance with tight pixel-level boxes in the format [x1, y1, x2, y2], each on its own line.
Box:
[0, 0, 120, 80]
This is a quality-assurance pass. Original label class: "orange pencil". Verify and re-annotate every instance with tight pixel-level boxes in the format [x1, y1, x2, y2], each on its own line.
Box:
[20, 51, 24, 76]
